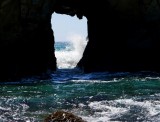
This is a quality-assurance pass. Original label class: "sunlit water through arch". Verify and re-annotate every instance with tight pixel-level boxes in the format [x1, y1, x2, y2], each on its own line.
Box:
[54, 34, 88, 69]
[51, 13, 88, 69]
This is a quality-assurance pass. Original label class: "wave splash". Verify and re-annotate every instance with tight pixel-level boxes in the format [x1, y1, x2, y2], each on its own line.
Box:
[55, 34, 88, 69]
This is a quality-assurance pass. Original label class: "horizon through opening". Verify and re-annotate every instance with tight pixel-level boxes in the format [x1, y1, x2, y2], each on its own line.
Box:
[51, 13, 88, 69]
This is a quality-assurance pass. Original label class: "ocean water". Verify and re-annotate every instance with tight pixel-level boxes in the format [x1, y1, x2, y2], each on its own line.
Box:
[1, 40, 160, 122]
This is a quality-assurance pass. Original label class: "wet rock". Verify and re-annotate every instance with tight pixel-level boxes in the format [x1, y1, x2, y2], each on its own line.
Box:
[44, 110, 87, 122]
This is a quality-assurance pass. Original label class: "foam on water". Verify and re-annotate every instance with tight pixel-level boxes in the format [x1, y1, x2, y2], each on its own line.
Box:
[1, 72, 160, 121]
[1, 35, 160, 122]
[55, 34, 88, 69]
[74, 95, 160, 122]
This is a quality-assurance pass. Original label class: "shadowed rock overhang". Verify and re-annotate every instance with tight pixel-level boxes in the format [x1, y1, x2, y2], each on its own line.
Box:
[1, 0, 160, 81]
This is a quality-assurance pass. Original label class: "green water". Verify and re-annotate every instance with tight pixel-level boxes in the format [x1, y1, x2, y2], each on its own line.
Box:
[1, 70, 160, 122]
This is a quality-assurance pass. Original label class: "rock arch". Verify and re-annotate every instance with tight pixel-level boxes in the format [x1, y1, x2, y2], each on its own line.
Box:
[1, 0, 160, 81]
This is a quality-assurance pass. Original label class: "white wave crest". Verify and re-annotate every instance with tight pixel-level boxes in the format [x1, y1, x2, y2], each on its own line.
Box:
[55, 34, 88, 69]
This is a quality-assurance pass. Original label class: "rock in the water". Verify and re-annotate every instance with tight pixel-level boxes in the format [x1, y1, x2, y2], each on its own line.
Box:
[44, 110, 86, 122]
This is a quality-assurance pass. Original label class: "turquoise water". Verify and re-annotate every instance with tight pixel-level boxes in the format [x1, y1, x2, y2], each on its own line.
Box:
[54, 42, 72, 51]
[1, 42, 160, 122]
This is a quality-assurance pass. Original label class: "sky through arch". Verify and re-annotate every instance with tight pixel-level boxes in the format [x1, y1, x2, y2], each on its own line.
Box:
[51, 13, 88, 69]
[51, 13, 87, 42]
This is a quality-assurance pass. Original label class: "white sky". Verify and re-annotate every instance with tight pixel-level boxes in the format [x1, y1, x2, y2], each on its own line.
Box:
[51, 13, 87, 42]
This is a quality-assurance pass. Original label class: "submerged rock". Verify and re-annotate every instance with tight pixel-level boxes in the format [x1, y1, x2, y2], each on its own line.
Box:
[44, 110, 86, 122]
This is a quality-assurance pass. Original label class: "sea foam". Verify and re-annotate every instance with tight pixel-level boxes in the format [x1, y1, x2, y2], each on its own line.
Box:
[55, 34, 88, 69]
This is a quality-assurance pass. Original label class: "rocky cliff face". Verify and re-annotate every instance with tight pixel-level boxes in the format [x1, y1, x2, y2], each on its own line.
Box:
[1, 0, 160, 81]
[78, 0, 160, 72]
[0, 0, 56, 81]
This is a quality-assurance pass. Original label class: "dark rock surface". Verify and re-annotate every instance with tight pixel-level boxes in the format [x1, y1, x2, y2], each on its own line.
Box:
[1, 0, 160, 81]
[0, 0, 56, 81]
[78, 0, 160, 73]
[44, 110, 87, 122]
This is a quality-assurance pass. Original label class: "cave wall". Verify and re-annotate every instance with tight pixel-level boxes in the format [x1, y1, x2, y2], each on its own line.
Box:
[78, 0, 160, 72]
[0, 0, 56, 81]
[1, 0, 160, 81]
